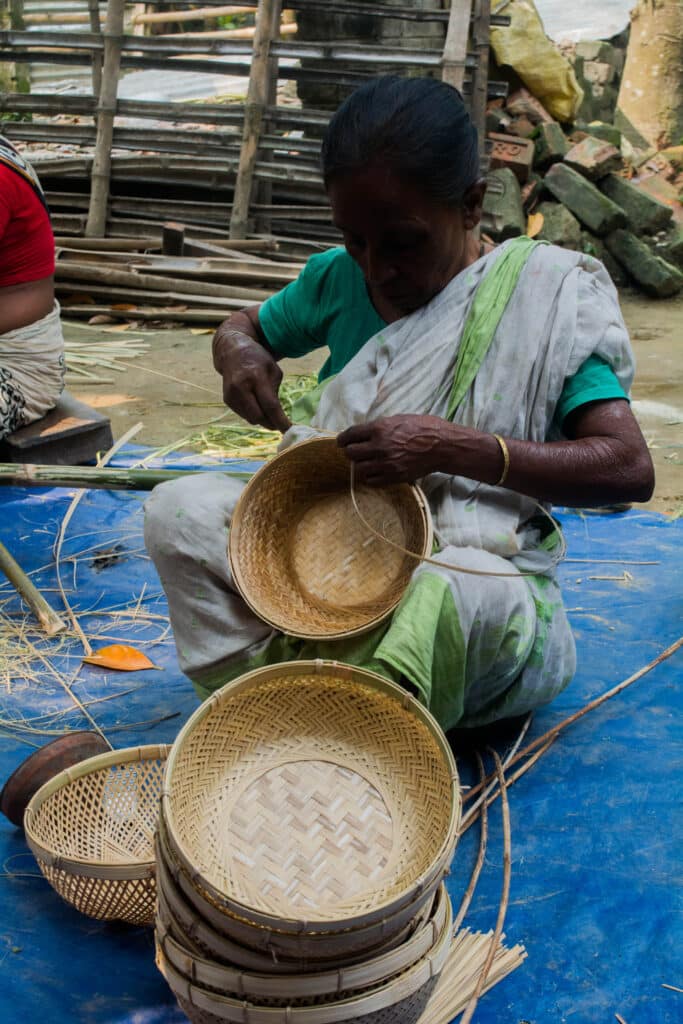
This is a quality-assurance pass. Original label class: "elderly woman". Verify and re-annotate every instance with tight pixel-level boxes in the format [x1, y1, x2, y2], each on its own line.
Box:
[144, 76, 653, 733]
[0, 134, 64, 439]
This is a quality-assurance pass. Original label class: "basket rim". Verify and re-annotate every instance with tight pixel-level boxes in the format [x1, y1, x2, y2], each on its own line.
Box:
[162, 660, 459, 931]
[24, 743, 170, 878]
[157, 809, 440, 956]
[156, 882, 450, 1001]
[227, 436, 434, 641]
[156, 884, 452, 1024]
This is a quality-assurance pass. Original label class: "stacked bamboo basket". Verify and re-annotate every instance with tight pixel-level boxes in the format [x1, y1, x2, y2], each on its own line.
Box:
[154, 660, 461, 1024]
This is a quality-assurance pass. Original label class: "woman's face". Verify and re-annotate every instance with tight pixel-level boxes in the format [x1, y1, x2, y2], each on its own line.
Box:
[328, 162, 485, 319]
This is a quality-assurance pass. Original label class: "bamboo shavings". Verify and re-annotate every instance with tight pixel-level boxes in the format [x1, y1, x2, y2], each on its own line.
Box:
[170, 373, 319, 461]
[63, 334, 150, 383]
[416, 929, 526, 1024]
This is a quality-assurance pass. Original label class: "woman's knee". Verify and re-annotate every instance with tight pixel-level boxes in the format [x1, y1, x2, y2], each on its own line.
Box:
[143, 474, 241, 562]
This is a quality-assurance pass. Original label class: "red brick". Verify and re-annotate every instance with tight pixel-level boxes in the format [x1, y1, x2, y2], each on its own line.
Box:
[488, 133, 535, 184]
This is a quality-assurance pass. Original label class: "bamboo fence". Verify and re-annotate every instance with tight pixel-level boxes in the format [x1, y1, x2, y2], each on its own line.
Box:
[0, 0, 508, 260]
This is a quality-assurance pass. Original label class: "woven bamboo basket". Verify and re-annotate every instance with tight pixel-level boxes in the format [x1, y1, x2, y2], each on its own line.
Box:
[155, 893, 452, 1024]
[156, 809, 436, 965]
[162, 662, 459, 938]
[156, 832, 434, 973]
[155, 883, 450, 1008]
[24, 744, 169, 925]
[228, 436, 432, 640]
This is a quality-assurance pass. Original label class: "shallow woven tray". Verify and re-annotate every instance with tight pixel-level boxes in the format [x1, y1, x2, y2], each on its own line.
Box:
[24, 744, 169, 925]
[156, 812, 436, 965]
[156, 882, 450, 1008]
[155, 894, 452, 1024]
[162, 661, 459, 933]
[228, 436, 432, 640]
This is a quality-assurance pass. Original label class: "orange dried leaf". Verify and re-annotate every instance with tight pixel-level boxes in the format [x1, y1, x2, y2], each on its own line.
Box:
[82, 644, 159, 671]
[526, 212, 544, 238]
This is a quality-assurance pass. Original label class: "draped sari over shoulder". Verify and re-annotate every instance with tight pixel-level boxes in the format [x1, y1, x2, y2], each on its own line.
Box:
[144, 240, 635, 730]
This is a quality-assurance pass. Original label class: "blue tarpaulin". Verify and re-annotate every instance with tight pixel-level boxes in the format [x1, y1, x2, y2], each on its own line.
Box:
[0, 457, 680, 1024]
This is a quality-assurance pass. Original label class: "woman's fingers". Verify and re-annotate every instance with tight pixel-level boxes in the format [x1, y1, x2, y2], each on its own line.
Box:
[254, 379, 292, 432]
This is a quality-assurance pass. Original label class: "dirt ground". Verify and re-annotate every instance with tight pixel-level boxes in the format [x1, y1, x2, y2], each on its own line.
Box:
[65, 289, 683, 516]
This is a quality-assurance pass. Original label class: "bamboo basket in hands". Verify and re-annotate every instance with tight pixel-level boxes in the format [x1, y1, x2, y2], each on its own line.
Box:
[161, 662, 460, 946]
[24, 744, 169, 925]
[228, 436, 432, 640]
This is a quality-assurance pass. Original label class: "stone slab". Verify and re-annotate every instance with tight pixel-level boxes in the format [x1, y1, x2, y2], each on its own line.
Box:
[483, 168, 526, 241]
[537, 202, 582, 250]
[600, 174, 673, 236]
[605, 229, 683, 297]
[544, 163, 627, 236]
[534, 122, 569, 171]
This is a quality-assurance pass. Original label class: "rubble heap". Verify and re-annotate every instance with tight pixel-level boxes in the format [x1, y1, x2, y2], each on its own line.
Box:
[482, 39, 683, 299]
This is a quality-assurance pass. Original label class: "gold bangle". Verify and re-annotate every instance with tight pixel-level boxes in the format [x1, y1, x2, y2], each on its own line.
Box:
[492, 433, 510, 487]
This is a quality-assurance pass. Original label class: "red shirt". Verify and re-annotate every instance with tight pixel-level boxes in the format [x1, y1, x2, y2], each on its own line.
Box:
[0, 164, 55, 287]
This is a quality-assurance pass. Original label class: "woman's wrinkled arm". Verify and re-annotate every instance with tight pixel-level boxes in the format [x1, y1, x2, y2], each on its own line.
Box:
[337, 399, 655, 507]
[211, 305, 291, 432]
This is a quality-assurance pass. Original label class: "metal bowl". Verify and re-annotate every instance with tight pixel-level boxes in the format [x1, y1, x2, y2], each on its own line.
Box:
[0, 731, 109, 828]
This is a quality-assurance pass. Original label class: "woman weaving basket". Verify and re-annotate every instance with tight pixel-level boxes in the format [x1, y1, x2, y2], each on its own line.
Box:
[0, 135, 64, 439]
[145, 76, 654, 733]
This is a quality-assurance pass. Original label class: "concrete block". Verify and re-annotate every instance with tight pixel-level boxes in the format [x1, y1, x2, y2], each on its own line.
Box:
[605, 229, 683, 297]
[507, 115, 537, 139]
[582, 61, 616, 87]
[505, 88, 553, 125]
[489, 133, 535, 183]
[544, 163, 627, 235]
[534, 122, 569, 171]
[649, 224, 683, 269]
[600, 174, 673, 236]
[580, 232, 629, 287]
[584, 121, 622, 149]
[564, 136, 622, 181]
[483, 168, 526, 241]
[537, 202, 582, 249]
[521, 173, 544, 211]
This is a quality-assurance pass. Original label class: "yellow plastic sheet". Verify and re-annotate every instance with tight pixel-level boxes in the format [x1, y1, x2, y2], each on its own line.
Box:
[490, 0, 583, 122]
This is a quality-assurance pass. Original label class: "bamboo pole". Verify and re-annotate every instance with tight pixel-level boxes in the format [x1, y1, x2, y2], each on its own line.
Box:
[229, 0, 282, 240]
[88, 0, 103, 97]
[0, 465, 251, 491]
[86, 0, 125, 238]
[0, 539, 66, 635]
[131, 4, 253, 26]
[442, 0, 472, 92]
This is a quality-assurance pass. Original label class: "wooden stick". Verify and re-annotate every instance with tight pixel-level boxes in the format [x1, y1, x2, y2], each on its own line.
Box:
[230, 0, 282, 239]
[88, 0, 102, 97]
[132, 4, 254, 26]
[442, 0, 472, 91]
[86, 0, 125, 237]
[0, 539, 66, 636]
[460, 749, 512, 1024]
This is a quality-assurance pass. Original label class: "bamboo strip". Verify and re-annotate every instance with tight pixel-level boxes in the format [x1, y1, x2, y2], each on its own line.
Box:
[451, 753, 487, 935]
[0, 540, 66, 636]
[460, 750, 511, 1024]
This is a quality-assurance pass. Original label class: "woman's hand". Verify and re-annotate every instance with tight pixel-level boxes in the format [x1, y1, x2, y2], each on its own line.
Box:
[212, 313, 291, 432]
[338, 415, 471, 485]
